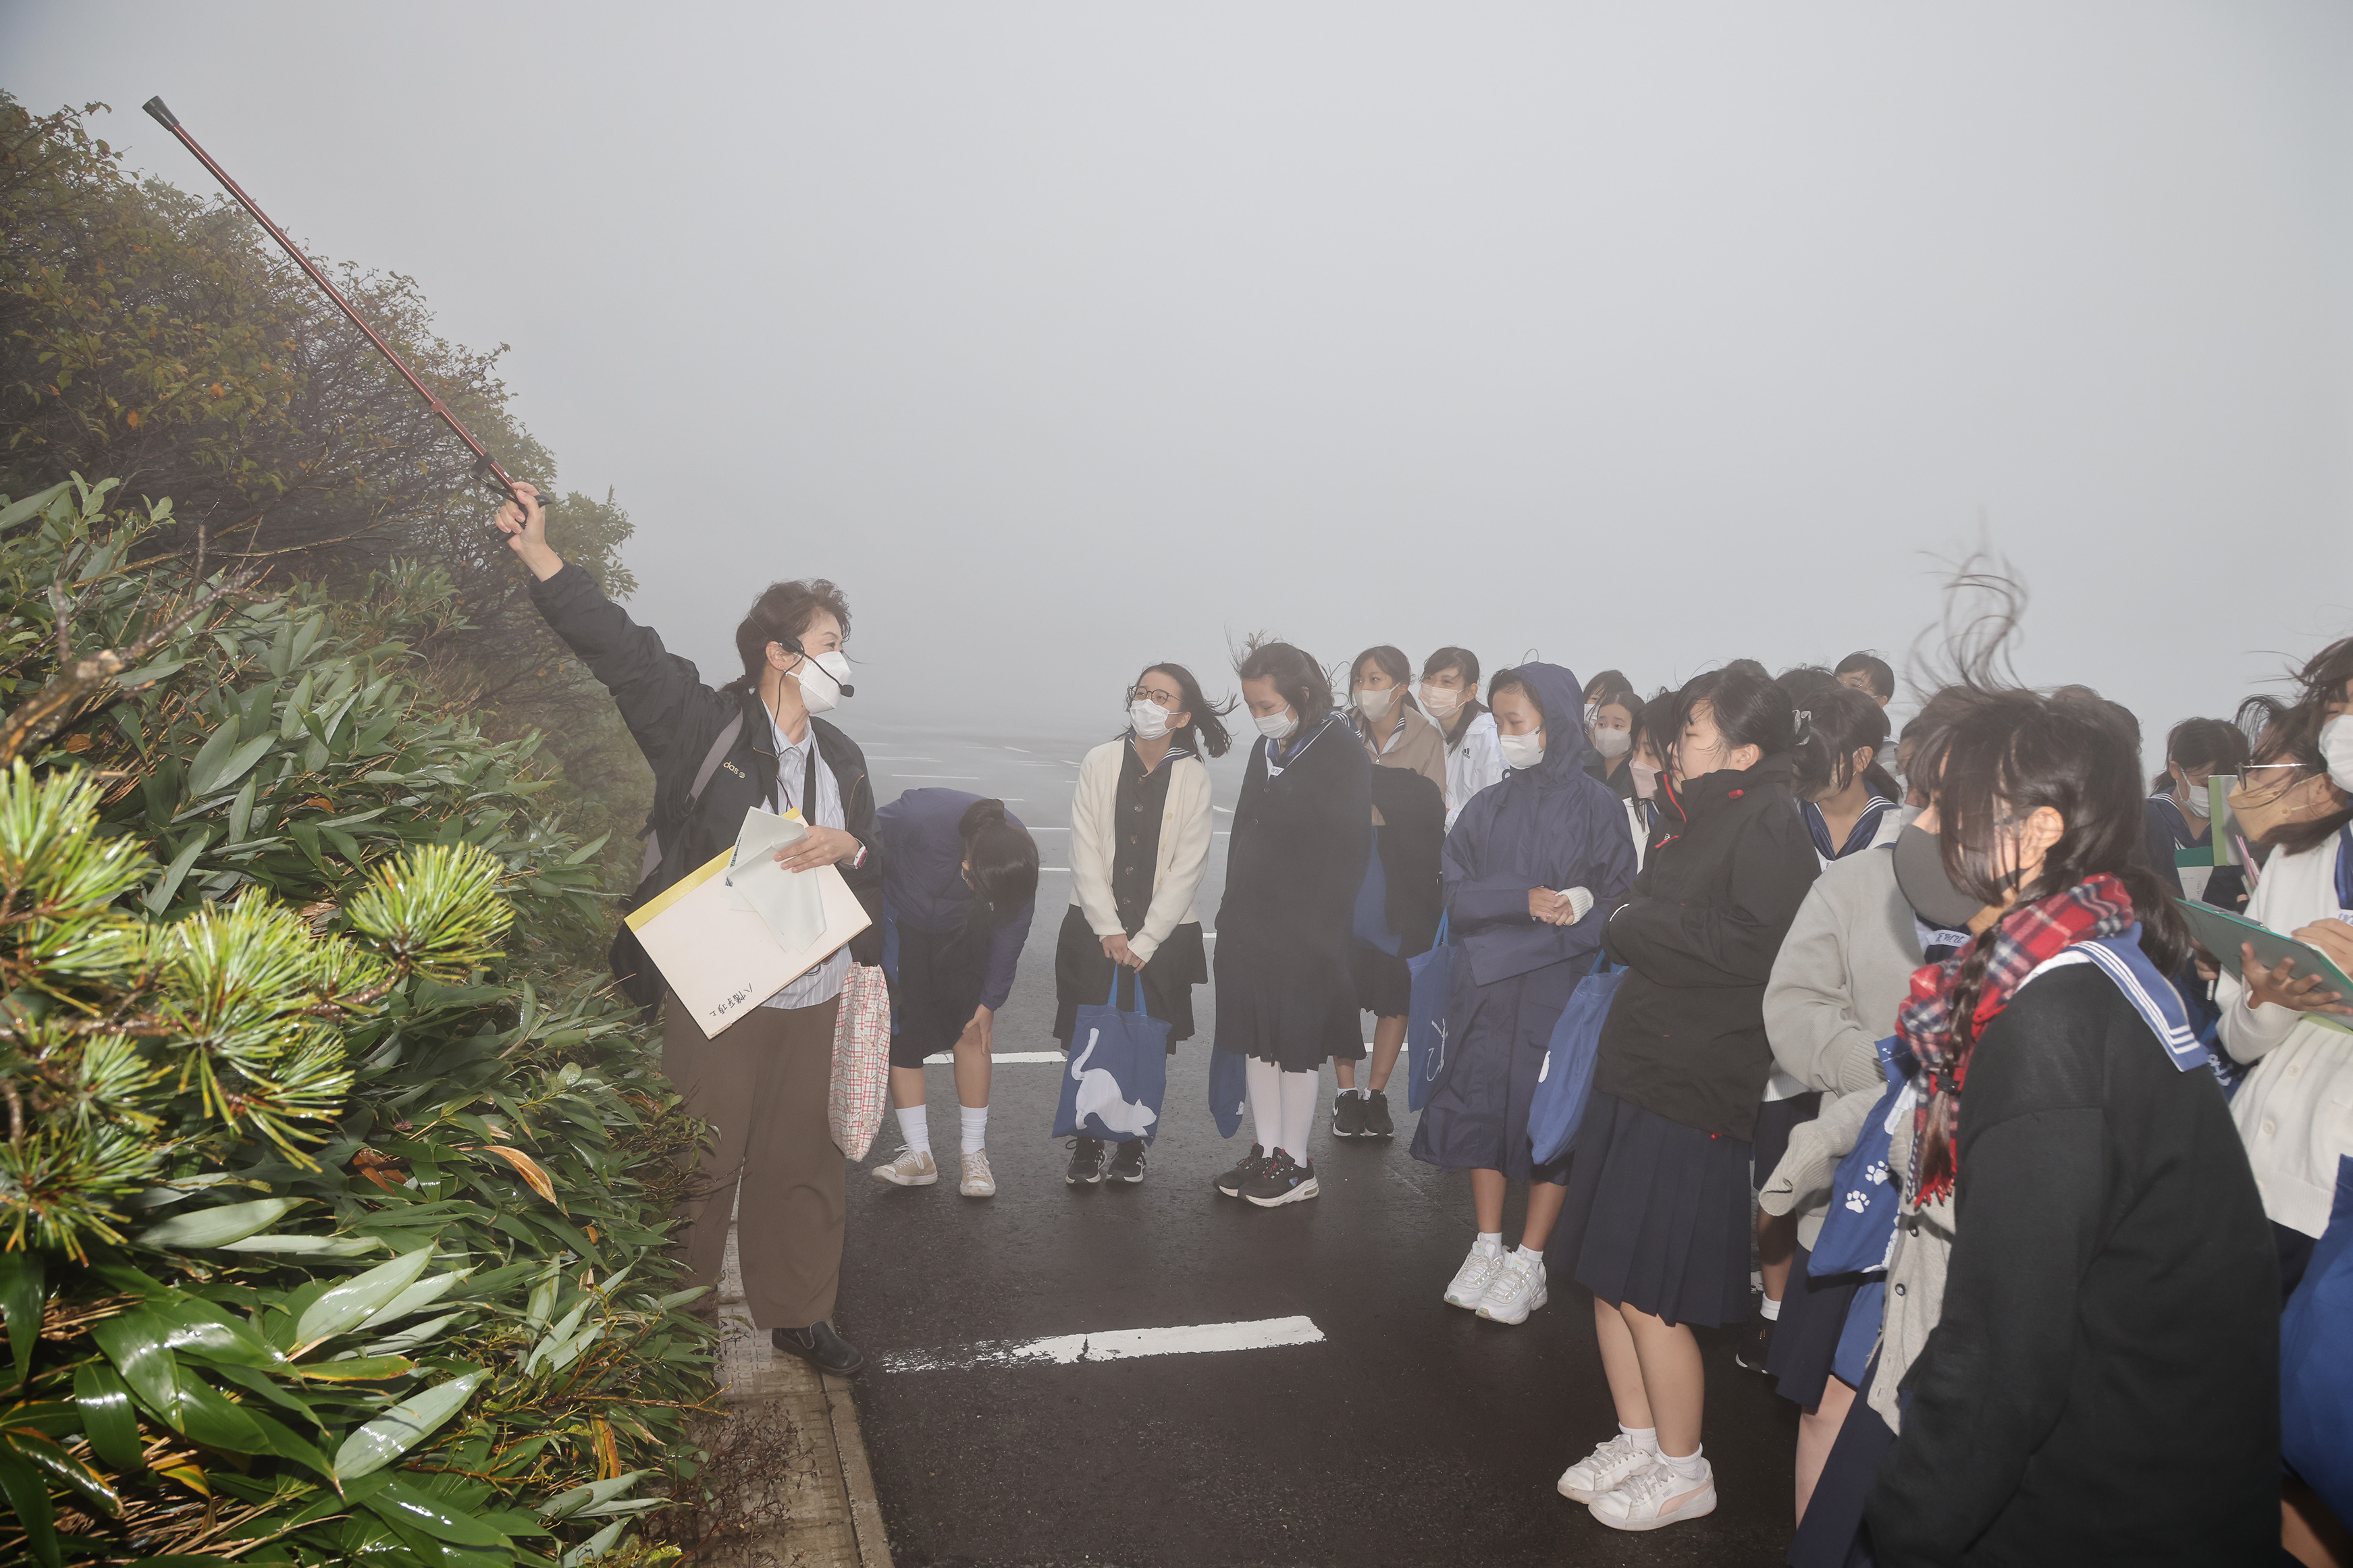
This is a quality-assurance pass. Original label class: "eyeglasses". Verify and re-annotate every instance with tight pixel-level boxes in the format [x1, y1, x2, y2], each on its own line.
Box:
[1128, 685, 1182, 708]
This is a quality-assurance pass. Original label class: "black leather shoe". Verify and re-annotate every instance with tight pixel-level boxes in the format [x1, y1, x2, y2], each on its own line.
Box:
[771, 1320, 865, 1377]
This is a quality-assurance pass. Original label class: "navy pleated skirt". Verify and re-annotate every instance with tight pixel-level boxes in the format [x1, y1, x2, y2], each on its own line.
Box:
[1786, 1355, 1897, 1568]
[1554, 1091, 1755, 1328]
[1766, 1242, 1863, 1409]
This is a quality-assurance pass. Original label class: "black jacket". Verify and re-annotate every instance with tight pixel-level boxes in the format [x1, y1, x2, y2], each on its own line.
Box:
[1866, 965, 2279, 1566]
[1595, 754, 1820, 1139]
[528, 564, 886, 1001]
[1370, 765, 1445, 961]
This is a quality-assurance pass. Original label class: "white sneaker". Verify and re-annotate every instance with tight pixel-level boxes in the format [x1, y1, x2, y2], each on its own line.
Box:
[870, 1147, 938, 1187]
[1589, 1454, 1717, 1532]
[959, 1149, 996, 1198]
[1443, 1244, 1506, 1309]
[1475, 1252, 1548, 1324]
[1556, 1433, 1655, 1503]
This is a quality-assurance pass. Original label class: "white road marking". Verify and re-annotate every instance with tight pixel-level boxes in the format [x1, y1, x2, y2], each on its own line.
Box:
[921, 1050, 1065, 1065]
[882, 1316, 1325, 1373]
[1214, 805, 1232, 813]
[1038, 867, 1070, 872]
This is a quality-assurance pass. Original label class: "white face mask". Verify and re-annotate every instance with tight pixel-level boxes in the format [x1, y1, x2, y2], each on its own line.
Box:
[1355, 685, 1397, 722]
[2324, 715, 2353, 794]
[793, 649, 853, 715]
[1498, 731, 1544, 770]
[1590, 725, 1632, 759]
[1419, 682, 1462, 720]
[1255, 707, 1299, 742]
[1130, 699, 1173, 740]
[2173, 766, 2211, 818]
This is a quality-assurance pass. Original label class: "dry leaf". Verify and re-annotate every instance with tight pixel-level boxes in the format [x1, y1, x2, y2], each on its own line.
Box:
[471, 1143, 561, 1210]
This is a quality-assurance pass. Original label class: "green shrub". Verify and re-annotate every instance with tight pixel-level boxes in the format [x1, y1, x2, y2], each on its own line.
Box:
[0, 479, 708, 1568]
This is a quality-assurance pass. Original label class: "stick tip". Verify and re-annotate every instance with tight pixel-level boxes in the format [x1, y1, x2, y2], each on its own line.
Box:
[141, 97, 180, 130]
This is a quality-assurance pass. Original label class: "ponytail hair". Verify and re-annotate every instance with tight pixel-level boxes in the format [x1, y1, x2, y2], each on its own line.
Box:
[1792, 684, 1892, 797]
[957, 798, 1039, 939]
[1350, 646, 1418, 711]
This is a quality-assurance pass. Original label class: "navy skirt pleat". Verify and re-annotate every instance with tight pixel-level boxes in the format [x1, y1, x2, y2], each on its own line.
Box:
[1554, 1091, 1755, 1328]
[1766, 1242, 1863, 1409]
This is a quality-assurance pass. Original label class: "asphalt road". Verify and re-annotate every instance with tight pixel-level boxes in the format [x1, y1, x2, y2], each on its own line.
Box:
[835, 720, 1799, 1568]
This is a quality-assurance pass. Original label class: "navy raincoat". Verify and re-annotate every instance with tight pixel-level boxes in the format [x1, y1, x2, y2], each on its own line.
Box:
[1410, 664, 1639, 1181]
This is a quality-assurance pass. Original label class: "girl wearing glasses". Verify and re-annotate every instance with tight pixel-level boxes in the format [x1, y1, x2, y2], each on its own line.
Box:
[1055, 664, 1231, 1185]
[1334, 645, 1450, 1139]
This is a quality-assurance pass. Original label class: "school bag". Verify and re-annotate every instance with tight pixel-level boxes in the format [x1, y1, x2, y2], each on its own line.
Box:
[1053, 970, 1171, 1144]
[2281, 1154, 2353, 1530]
[1209, 1045, 1247, 1139]
[1404, 913, 1454, 1111]
[1526, 955, 1622, 1167]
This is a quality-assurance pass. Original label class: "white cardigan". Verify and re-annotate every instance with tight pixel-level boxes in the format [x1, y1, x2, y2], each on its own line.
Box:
[2217, 830, 2353, 1238]
[1067, 739, 1216, 965]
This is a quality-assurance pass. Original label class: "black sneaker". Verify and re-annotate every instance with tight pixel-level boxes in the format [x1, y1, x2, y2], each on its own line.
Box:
[1065, 1137, 1106, 1185]
[1242, 1150, 1320, 1208]
[1107, 1140, 1147, 1183]
[1360, 1089, 1395, 1138]
[771, 1320, 864, 1377]
[1213, 1142, 1268, 1198]
[1735, 1309, 1775, 1372]
[1331, 1089, 1367, 1139]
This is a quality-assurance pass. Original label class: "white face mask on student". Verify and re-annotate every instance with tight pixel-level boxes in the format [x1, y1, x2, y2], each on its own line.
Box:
[1355, 686, 1398, 722]
[1498, 732, 1544, 770]
[1255, 707, 1299, 742]
[1419, 682, 1462, 720]
[2323, 715, 2353, 794]
[1590, 726, 1633, 759]
[1130, 699, 1173, 740]
[2173, 765, 2211, 818]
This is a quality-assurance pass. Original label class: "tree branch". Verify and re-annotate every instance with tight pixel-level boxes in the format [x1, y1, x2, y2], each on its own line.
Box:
[0, 571, 256, 767]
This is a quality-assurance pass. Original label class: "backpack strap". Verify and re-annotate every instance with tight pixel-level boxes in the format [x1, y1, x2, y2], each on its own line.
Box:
[639, 713, 746, 882]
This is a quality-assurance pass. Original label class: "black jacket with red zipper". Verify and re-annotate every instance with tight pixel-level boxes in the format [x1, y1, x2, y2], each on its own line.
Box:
[527, 562, 887, 1004]
[1596, 753, 1820, 1139]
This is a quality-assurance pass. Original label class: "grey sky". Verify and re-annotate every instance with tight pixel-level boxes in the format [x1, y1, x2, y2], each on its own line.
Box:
[5, 1, 2348, 757]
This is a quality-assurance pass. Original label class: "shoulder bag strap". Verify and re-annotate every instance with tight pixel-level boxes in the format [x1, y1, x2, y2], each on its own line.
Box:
[640, 712, 746, 882]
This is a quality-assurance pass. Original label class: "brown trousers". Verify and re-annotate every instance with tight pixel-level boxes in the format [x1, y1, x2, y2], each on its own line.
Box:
[660, 990, 845, 1330]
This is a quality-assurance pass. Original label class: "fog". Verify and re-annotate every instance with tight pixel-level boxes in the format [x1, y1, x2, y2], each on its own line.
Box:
[6, 1, 2349, 759]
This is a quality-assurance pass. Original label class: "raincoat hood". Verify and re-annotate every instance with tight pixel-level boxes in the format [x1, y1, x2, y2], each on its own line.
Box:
[1498, 661, 1597, 787]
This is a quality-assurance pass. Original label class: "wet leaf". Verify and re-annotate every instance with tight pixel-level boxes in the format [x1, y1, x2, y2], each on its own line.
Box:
[333, 1366, 486, 1480]
[0, 1250, 42, 1388]
[356, 1470, 506, 1545]
[294, 1245, 435, 1351]
[137, 1195, 302, 1248]
[74, 1362, 143, 1469]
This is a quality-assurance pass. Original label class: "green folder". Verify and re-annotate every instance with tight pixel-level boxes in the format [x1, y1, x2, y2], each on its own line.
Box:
[2177, 899, 2353, 1035]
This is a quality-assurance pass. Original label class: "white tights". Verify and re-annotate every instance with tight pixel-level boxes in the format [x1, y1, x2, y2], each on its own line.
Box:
[1245, 1057, 1319, 1162]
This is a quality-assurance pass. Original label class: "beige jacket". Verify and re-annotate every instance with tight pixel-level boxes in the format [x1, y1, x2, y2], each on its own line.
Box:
[1359, 704, 1448, 826]
[1067, 739, 1215, 965]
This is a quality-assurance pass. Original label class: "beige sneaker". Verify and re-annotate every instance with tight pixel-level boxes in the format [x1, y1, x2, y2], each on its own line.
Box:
[870, 1147, 938, 1187]
[959, 1149, 997, 1198]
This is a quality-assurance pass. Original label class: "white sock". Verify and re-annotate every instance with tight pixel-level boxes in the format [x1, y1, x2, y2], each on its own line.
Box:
[1514, 1243, 1544, 1265]
[895, 1106, 930, 1158]
[1620, 1424, 1659, 1453]
[1659, 1444, 1707, 1480]
[959, 1105, 988, 1156]
[1475, 1231, 1504, 1257]
[1278, 1068, 1318, 1162]
[1760, 1295, 1782, 1322]
[1246, 1057, 1284, 1152]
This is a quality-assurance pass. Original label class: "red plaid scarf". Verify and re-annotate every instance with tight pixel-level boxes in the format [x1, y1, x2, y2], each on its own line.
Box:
[1897, 872, 2134, 1205]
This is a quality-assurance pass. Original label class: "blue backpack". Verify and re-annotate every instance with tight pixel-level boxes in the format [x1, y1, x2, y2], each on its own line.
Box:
[1527, 955, 1623, 1167]
[1404, 913, 1456, 1112]
[1053, 971, 1171, 1144]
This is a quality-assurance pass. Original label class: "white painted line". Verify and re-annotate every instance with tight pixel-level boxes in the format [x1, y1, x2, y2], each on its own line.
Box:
[1214, 805, 1232, 813]
[882, 1315, 1325, 1374]
[921, 1050, 1065, 1065]
[1038, 866, 1070, 872]
[1005, 747, 1030, 753]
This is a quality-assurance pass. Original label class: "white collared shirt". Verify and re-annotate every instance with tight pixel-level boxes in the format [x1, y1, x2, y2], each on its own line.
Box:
[761, 712, 851, 1012]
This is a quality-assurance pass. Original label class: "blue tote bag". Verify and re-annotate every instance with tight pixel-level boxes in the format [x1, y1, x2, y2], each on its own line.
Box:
[1404, 914, 1454, 1111]
[1809, 1037, 1911, 1279]
[1053, 970, 1171, 1144]
[1527, 956, 1623, 1167]
[1209, 1048, 1248, 1139]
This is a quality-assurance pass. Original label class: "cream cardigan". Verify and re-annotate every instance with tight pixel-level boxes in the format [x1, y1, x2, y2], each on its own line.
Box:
[1067, 739, 1216, 965]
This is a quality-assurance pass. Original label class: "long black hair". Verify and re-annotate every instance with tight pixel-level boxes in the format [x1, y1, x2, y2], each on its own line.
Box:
[2233, 655, 2353, 858]
[1134, 661, 1235, 759]
[957, 797, 1040, 939]
[1234, 634, 1333, 732]
[1672, 665, 1797, 773]
[2152, 717, 2248, 796]
[1905, 558, 2190, 1191]
[1793, 684, 1891, 799]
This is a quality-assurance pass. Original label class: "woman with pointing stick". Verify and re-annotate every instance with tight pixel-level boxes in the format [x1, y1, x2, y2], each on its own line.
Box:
[496, 483, 884, 1379]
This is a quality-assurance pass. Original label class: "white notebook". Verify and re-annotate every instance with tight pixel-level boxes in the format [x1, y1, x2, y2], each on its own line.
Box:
[625, 846, 871, 1039]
